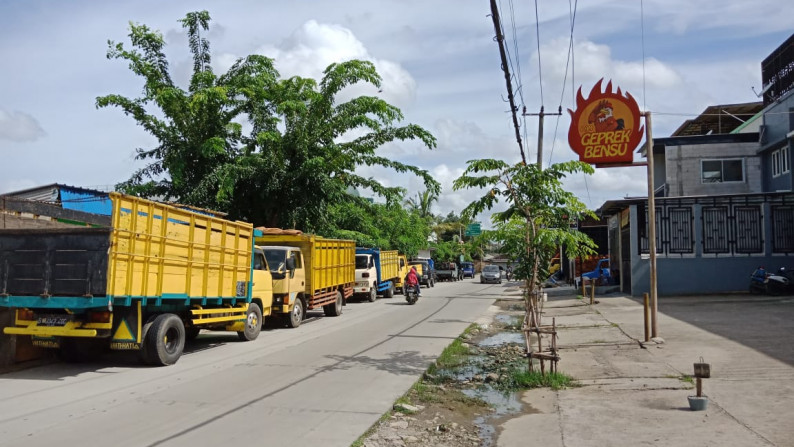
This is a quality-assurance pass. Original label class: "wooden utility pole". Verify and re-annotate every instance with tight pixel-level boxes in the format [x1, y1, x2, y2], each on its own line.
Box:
[523, 106, 562, 169]
[489, 0, 526, 164]
[643, 111, 659, 339]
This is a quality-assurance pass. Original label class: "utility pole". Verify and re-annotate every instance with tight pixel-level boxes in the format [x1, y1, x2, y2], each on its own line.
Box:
[523, 106, 562, 169]
[489, 0, 526, 165]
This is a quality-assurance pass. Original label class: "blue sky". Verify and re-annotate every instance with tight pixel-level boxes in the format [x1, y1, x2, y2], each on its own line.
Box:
[0, 0, 791, 223]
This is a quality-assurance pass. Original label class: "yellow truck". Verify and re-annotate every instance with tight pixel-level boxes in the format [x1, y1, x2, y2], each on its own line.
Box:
[256, 232, 355, 327]
[0, 193, 272, 366]
[393, 255, 409, 293]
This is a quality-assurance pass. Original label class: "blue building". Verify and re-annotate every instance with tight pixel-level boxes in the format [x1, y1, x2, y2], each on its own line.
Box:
[598, 35, 794, 296]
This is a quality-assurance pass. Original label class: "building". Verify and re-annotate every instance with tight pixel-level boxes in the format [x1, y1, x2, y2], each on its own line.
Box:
[597, 35, 794, 296]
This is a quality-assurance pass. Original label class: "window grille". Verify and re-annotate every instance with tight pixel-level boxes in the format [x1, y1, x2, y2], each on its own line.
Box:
[702, 206, 729, 253]
[772, 205, 794, 252]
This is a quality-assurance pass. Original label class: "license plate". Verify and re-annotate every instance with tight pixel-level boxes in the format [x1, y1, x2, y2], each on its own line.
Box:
[36, 315, 71, 327]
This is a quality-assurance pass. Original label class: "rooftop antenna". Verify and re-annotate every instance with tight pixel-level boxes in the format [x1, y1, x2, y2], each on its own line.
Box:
[751, 84, 772, 98]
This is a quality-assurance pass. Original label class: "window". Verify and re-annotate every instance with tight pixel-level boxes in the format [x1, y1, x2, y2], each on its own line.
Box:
[772, 147, 790, 177]
[701, 159, 744, 183]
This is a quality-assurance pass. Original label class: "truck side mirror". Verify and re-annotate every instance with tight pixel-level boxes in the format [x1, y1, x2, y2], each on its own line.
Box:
[286, 256, 295, 271]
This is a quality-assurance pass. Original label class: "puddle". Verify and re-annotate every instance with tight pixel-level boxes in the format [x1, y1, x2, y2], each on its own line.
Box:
[464, 387, 523, 416]
[434, 355, 489, 382]
[465, 386, 524, 447]
[478, 332, 525, 347]
[494, 314, 520, 326]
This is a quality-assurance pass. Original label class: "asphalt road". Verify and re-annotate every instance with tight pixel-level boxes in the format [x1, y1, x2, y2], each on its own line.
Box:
[0, 278, 501, 447]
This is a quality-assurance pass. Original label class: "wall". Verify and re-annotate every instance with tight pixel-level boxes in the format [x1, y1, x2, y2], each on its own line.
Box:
[664, 142, 762, 196]
[626, 200, 794, 296]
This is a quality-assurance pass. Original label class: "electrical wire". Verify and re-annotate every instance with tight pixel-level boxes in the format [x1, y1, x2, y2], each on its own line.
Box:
[548, 0, 578, 166]
[640, 0, 647, 111]
[534, 0, 544, 106]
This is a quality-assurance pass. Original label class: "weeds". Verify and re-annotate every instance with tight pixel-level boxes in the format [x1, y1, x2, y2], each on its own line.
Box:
[500, 367, 577, 391]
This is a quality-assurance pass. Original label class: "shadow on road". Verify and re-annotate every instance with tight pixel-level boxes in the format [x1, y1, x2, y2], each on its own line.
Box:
[654, 294, 794, 368]
[324, 350, 434, 376]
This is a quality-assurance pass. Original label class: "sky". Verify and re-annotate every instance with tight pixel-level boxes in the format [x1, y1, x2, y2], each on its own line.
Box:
[0, 0, 791, 226]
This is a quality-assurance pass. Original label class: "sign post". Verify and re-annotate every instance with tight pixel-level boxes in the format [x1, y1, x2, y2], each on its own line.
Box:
[464, 223, 481, 237]
[568, 78, 659, 339]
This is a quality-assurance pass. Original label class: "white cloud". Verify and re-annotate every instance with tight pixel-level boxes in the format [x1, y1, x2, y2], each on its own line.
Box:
[255, 20, 417, 108]
[0, 109, 46, 142]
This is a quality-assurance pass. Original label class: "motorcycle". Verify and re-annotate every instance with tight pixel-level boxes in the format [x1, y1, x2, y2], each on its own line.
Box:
[750, 267, 791, 295]
[404, 285, 419, 305]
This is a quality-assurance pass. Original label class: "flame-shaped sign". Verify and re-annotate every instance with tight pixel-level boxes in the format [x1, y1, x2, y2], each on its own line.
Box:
[568, 79, 644, 165]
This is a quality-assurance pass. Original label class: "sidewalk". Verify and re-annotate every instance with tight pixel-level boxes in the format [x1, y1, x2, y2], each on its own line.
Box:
[498, 292, 794, 447]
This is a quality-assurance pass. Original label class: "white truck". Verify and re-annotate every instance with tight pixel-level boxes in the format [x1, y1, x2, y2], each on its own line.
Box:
[354, 248, 399, 301]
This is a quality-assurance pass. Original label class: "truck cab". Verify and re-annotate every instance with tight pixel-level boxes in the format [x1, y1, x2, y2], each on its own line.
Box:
[461, 262, 475, 278]
[394, 255, 409, 292]
[355, 253, 378, 302]
[263, 246, 307, 327]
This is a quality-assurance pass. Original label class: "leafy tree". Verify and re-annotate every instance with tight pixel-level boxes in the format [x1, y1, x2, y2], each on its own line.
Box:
[98, 11, 439, 231]
[404, 190, 438, 221]
[453, 160, 597, 326]
[327, 196, 430, 257]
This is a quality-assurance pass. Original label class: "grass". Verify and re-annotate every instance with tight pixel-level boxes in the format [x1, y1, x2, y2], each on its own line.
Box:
[500, 368, 578, 391]
[679, 375, 695, 385]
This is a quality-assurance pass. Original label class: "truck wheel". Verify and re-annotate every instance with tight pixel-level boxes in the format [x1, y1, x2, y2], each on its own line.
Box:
[237, 302, 263, 341]
[368, 288, 377, 302]
[430, 278, 435, 287]
[384, 284, 395, 298]
[323, 291, 344, 317]
[185, 327, 201, 341]
[286, 298, 305, 328]
[143, 314, 185, 366]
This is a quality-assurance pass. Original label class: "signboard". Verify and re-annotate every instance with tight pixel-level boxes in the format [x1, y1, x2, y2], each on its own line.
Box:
[567, 79, 644, 166]
[464, 223, 481, 237]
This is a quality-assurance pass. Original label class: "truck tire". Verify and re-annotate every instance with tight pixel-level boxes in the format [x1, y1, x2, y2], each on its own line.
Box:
[323, 291, 344, 317]
[368, 288, 377, 302]
[237, 302, 263, 341]
[430, 278, 435, 287]
[286, 298, 305, 328]
[384, 284, 395, 298]
[142, 314, 185, 366]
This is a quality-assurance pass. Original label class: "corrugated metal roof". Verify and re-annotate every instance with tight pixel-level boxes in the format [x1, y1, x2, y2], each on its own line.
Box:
[671, 102, 763, 137]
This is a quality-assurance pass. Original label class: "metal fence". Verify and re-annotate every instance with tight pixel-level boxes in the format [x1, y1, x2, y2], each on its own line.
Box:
[640, 193, 794, 256]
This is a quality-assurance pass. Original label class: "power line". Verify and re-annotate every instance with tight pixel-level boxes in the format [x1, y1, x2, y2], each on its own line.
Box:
[640, 0, 647, 111]
[489, 0, 526, 164]
[534, 0, 544, 106]
[548, 0, 578, 166]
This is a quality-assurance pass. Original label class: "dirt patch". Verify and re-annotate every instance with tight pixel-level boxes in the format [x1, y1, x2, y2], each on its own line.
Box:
[357, 305, 550, 447]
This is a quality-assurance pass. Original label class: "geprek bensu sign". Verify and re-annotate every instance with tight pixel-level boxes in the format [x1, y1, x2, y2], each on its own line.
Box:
[567, 79, 644, 166]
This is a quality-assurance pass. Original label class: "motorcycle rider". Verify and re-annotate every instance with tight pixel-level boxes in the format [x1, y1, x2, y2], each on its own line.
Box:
[405, 266, 421, 297]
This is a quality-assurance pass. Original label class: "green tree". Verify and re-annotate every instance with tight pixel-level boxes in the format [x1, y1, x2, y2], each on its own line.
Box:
[404, 190, 438, 220]
[453, 160, 597, 326]
[98, 11, 439, 231]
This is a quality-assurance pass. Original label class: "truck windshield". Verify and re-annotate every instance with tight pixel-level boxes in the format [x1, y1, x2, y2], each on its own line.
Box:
[355, 255, 369, 269]
[264, 249, 287, 273]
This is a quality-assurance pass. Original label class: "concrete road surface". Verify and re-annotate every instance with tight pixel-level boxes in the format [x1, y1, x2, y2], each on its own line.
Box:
[0, 278, 499, 447]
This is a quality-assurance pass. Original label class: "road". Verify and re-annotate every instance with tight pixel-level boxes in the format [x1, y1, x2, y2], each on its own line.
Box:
[0, 278, 501, 447]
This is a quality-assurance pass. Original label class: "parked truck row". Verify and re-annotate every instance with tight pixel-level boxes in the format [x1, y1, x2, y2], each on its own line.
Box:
[0, 193, 469, 367]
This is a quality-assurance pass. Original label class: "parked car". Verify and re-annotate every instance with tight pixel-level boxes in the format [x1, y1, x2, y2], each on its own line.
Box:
[461, 262, 475, 278]
[481, 265, 502, 284]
